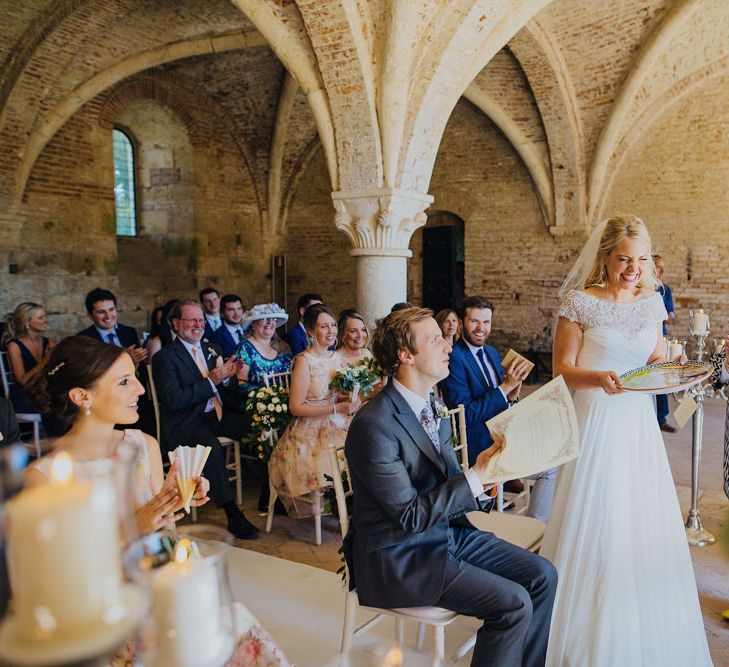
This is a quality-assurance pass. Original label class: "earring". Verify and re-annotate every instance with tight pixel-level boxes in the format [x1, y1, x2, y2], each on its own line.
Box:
[85, 402, 91, 416]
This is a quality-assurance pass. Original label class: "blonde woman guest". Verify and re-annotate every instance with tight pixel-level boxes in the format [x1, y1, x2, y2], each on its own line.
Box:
[543, 215, 711, 666]
[435, 308, 461, 345]
[268, 304, 356, 517]
[4, 302, 53, 414]
[25, 336, 209, 535]
[335, 310, 373, 363]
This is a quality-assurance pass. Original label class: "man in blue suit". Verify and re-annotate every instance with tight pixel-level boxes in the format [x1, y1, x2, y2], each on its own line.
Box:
[211, 294, 246, 357]
[200, 287, 222, 341]
[283, 293, 322, 355]
[440, 296, 556, 521]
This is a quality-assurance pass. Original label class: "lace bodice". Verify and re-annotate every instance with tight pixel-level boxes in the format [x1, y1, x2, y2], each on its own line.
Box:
[298, 351, 346, 404]
[560, 290, 666, 337]
[559, 290, 667, 376]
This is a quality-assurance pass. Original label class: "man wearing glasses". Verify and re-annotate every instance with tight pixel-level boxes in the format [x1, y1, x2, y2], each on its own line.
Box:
[153, 299, 258, 539]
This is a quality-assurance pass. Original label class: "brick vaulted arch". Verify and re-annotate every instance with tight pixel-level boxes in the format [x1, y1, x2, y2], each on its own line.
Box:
[95, 73, 265, 221]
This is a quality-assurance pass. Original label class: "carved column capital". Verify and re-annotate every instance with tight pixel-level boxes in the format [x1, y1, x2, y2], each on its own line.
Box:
[331, 187, 433, 257]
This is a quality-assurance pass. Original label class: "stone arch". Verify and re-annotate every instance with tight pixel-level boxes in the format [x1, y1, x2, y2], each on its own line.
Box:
[598, 58, 729, 222]
[96, 73, 264, 220]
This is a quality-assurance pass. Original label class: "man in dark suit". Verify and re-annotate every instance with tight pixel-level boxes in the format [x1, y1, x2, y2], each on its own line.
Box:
[211, 294, 246, 358]
[153, 299, 258, 540]
[440, 296, 555, 521]
[200, 287, 222, 341]
[78, 287, 154, 434]
[283, 293, 322, 355]
[344, 307, 556, 667]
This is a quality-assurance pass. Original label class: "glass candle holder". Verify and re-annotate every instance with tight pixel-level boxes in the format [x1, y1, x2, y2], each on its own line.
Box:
[689, 308, 710, 337]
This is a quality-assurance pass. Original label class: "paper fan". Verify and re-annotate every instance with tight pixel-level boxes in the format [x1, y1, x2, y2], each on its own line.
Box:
[168, 445, 211, 513]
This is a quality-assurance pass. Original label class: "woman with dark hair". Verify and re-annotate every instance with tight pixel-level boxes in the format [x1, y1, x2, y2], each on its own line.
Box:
[268, 304, 357, 517]
[145, 300, 178, 359]
[25, 336, 209, 535]
[435, 307, 460, 345]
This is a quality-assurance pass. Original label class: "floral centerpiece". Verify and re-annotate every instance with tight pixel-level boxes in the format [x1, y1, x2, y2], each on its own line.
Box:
[329, 356, 383, 399]
[242, 385, 291, 461]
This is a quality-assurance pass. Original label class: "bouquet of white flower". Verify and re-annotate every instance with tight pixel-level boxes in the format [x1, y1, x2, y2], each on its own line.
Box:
[243, 385, 291, 461]
[329, 357, 382, 399]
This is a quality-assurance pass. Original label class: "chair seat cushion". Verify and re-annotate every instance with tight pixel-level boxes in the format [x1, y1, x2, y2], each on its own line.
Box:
[466, 511, 545, 550]
[385, 605, 457, 623]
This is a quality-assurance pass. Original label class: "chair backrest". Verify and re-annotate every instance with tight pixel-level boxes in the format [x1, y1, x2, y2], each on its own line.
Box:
[0, 349, 13, 400]
[263, 370, 292, 389]
[326, 444, 353, 538]
[146, 363, 161, 442]
[448, 404, 468, 470]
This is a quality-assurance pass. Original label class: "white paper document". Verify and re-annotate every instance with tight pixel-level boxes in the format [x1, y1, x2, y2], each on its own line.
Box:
[482, 375, 579, 483]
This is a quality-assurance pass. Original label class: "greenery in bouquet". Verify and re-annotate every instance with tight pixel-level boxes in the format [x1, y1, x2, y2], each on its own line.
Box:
[242, 385, 292, 461]
[330, 356, 383, 397]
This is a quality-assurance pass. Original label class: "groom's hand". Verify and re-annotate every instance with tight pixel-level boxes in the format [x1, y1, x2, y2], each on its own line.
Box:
[472, 433, 505, 485]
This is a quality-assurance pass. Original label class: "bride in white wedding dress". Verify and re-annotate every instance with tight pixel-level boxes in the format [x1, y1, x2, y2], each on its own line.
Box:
[541, 214, 712, 666]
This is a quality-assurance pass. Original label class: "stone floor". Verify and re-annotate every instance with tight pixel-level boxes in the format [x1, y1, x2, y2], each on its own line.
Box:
[187, 390, 729, 666]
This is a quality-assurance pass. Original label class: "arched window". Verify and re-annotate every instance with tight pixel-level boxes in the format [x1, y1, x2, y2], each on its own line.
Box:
[112, 128, 138, 236]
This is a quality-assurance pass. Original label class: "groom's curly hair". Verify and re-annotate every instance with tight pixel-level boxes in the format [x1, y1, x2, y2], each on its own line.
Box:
[372, 307, 434, 376]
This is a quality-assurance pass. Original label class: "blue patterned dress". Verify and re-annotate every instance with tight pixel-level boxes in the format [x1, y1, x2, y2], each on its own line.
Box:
[235, 338, 292, 399]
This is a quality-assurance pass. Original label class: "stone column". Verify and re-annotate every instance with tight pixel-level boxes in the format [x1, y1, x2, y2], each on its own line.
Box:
[331, 188, 433, 326]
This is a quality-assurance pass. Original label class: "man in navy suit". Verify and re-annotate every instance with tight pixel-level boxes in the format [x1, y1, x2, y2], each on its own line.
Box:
[200, 287, 223, 341]
[344, 307, 556, 667]
[78, 288, 154, 434]
[440, 296, 556, 521]
[211, 294, 246, 357]
[283, 293, 322, 355]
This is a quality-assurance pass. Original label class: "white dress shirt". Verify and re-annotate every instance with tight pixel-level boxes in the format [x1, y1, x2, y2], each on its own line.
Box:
[96, 326, 122, 347]
[205, 313, 222, 331]
[391, 378, 486, 499]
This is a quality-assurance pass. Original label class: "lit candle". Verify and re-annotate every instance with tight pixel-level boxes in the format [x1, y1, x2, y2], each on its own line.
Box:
[693, 312, 709, 335]
[5, 453, 124, 641]
[669, 340, 683, 360]
[150, 540, 228, 666]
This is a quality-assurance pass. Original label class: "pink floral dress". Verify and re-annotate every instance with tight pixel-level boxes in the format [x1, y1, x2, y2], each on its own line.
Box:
[268, 351, 350, 518]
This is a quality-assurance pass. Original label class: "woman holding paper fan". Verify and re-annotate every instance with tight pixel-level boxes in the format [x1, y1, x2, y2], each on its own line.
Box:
[268, 304, 357, 518]
[542, 215, 711, 666]
[25, 336, 209, 535]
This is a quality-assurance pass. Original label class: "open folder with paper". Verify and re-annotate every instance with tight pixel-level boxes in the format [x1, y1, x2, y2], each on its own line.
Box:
[482, 375, 579, 484]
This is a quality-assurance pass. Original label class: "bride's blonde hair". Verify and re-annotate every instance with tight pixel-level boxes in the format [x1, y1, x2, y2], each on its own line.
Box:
[584, 214, 659, 291]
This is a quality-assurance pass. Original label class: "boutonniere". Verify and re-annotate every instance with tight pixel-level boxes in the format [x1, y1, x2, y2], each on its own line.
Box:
[433, 397, 449, 420]
[206, 346, 218, 361]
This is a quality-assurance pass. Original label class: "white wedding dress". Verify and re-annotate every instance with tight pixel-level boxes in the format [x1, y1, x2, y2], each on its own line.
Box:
[542, 290, 713, 667]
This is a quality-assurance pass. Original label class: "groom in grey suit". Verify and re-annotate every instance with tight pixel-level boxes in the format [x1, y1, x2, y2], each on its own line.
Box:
[344, 307, 556, 667]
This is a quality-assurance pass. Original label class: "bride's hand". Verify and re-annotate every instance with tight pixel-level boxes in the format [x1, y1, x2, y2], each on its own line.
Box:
[598, 371, 623, 395]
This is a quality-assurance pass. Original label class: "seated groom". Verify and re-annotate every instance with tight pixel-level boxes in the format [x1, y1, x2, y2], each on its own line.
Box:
[153, 299, 258, 540]
[344, 307, 556, 667]
[440, 296, 556, 522]
[211, 294, 246, 358]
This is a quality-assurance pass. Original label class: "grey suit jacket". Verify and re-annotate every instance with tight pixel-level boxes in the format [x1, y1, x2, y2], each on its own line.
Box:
[344, 382, 493, 608]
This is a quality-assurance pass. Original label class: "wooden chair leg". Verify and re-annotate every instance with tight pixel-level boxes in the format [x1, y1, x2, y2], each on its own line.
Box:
[433, 625, 445, 667]
[340, 590, 358, 654]
[233, 441, 243, 506]
[394, 617, 405, 647]
[265, 482, 278, 533]
[313, 489, 322, 546]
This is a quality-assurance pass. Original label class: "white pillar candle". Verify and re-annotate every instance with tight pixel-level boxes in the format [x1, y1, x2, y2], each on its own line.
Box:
[151, 540, 227, 666]
[6, 453, 123, 642]
[669, 341, 683, 360]
[693, 312, 709, 334]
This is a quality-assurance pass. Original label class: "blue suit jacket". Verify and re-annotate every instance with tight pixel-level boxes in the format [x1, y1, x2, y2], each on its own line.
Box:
[283, 324, 308, 356]
[210, 325, 241, 358]
[440, 339, 507, 465]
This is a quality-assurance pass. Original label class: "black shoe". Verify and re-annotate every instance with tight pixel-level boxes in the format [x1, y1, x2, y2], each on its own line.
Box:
[257, 498, 287, 516]
[659, 423, 678, 433]
[227, 512, 259, 540]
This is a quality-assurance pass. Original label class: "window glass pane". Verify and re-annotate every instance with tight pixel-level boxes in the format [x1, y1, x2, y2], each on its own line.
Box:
[112, 129, 137, 236]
